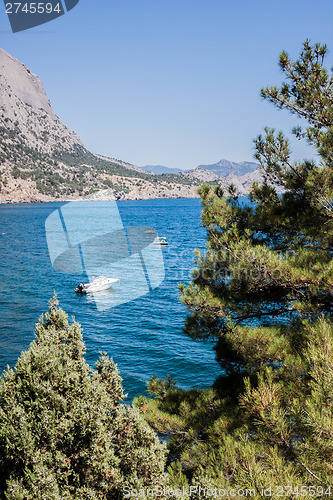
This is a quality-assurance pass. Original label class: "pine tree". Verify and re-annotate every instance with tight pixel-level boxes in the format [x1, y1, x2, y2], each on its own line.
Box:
[136, 41, 333, 496]
[181, 39, 332, 384]
[0, 296, 167, 499]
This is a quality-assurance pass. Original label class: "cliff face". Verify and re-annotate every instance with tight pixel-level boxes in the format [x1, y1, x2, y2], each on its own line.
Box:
[0, 48, 83, 154]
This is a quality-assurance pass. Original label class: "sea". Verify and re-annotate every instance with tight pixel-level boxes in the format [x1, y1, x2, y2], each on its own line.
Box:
[0, 198, 221, 400]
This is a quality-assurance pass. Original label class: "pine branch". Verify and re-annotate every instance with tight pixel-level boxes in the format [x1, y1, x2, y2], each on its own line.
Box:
[234, 307, 295, 326]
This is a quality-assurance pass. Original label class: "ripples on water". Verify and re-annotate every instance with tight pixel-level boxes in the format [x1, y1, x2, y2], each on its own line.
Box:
[0, 198, 221, 399]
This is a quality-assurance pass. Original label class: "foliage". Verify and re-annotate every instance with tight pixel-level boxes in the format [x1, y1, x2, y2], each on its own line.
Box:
[0, 296, 167, 499]
[136, 41, 333, 496]
[0, 137, 194, 198]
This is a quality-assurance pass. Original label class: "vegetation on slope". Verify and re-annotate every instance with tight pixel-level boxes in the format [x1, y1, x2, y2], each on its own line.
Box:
[0, 131, 197, 199]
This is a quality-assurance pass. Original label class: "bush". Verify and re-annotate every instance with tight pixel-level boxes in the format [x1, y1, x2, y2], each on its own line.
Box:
[0, 297, 167, 499]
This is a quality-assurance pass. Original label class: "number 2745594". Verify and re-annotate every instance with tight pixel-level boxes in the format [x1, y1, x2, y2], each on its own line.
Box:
[5, 3, 61, 14]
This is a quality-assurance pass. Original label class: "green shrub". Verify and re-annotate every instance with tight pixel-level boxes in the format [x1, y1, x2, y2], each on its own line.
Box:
[0, 297, 167, 498]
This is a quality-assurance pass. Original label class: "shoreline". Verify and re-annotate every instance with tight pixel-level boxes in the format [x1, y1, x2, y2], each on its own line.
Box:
[0, 194, 200, 206]
[0, 185, 201, 205]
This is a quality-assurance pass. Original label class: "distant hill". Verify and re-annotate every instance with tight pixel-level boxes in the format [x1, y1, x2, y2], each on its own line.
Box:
[143, 160, 261, 179]
[142, 160, 264, 196]
[142, 160, 260, 179]
[141, 165, 182, 175]
[197, 159, 259, 177]
[182, 167, 263, 195]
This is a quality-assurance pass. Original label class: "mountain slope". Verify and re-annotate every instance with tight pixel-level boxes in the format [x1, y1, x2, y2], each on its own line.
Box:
[181, 168, 221, 182]
[183, 166, 263, 195]
[198, 159, 259, 177]
[0, 48, 82, 153]
[0, 49, 201, 203]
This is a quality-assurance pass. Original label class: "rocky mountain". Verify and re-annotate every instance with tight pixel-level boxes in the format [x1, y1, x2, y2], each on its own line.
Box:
[182, 166, 263, 195]
[182, 156, 264, 195]
[198, 159, 259, 177]
[142, 161, 260, 179]
[142, 160, 263, 195]
[223, 169, 263, 194]
[141, 165, 182, 175]
[0, 48, 201, 203]
[0, 48, 82, 153]
[181, 168, 221, 182]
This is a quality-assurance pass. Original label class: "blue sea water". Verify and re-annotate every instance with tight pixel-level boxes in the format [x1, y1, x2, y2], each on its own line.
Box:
[0, 198, 221, 399]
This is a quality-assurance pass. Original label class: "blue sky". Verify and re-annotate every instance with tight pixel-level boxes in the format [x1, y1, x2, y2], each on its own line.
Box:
[1, 0, 333, 170]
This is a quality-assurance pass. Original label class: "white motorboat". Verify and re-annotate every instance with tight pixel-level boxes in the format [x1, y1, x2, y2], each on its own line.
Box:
[75, 276, 119, 294]
[153, 236, 168, 246]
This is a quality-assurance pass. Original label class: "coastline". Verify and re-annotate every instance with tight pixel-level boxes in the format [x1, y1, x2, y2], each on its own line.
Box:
[0, 179, 201, 205]
[0, 193, 201, 206]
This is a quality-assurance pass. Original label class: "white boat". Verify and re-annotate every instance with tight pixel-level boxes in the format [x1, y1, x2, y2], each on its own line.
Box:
[153, 236, 168, 246]
[75, 276, 119, 294]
